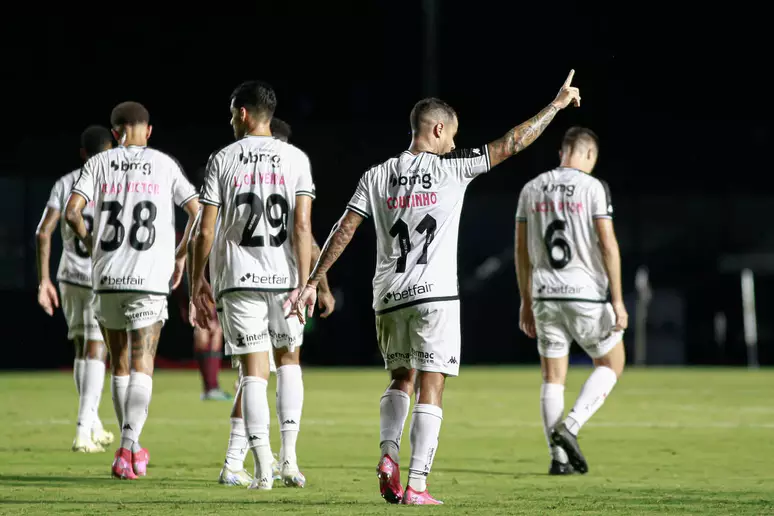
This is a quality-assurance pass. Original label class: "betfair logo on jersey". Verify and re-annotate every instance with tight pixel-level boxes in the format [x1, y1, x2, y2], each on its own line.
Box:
[543, 183, 575, 196]
[235, 332, 268, 347]
[239, 273, 289, 285]
[389, 172, 433, 189]
[110, 160, 152, 175]
[537, 284, 585, 295]
[99, 274, 145, 286]
[239, 151, 281, 168]
[382, 282, 434, 304]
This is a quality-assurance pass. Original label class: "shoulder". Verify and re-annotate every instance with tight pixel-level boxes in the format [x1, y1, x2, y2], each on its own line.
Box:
[281, 142, 310, 166]
[438, 146, 487, 161]
[584, 174, 612, 197]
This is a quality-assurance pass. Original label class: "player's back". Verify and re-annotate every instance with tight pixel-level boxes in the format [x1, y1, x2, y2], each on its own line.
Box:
[73, 145, 197, 295]
[49, 170, 96, 286]
[348, 147, 490, 313]
[516, 167, 613, 303]
[200, 136, 315, 298]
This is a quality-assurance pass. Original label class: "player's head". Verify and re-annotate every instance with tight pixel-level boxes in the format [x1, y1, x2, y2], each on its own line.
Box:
[270, 117, 291, 142]
[110, 101, 152, 144]
[410, 98, 458, 154]
[79, 125, 113, 161]
[559, 126, 599, 173]
[230, 80, 276, 140]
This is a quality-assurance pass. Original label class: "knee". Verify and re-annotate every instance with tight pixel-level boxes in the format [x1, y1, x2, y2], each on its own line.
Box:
[389, 368, 415, 396]
[595, 342, 626, 378]
[85, 340, 106, 360]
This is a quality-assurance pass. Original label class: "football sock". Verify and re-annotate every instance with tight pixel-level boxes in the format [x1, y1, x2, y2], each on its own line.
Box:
[111, 374, 130, 429]
[407, 403, 443, 492]
[379, 389, 410, 464]
[76, 359, 105, 441]
[242, 376, 273, 484]
[565, 366, 618, 436]
[541, 383, 569, 463]
[120, 372, 153, 453]
[224, 417, 248, 471]
[276, 365, 303, 466]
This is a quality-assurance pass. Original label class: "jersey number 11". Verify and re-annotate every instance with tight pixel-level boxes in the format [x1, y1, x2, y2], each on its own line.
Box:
[389, 214, 437, 273]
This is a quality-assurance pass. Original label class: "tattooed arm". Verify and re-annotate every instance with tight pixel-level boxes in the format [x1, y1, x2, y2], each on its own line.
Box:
[487, 69, 581, 168]
[311, 237, 331, 293]
[307, 210, 364, 288]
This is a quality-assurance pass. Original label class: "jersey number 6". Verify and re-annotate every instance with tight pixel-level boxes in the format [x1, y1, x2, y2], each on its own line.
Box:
[544, 219, 572, 269]
[389, 214, 437, 273]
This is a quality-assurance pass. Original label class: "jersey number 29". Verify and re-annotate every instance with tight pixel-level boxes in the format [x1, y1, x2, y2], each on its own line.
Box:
[389, 214, 437, 273]
[236, 193, 289, 247]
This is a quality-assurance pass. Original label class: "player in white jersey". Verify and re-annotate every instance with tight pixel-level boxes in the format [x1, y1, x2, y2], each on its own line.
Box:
[36, 125, 115, 453]
[296, 71, 581, 504]
[65, 101, 200, 480]
[515, 127, 627, 475]
[192, 81, 315, 490]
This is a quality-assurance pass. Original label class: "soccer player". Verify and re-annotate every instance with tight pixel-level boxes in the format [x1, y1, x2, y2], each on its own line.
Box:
[295, 71, 581, 504]
[515, 127, 627, 475]
[64, 101, 200, 479]
[192, 81, 316, 490]
[36, 125, 115, 453]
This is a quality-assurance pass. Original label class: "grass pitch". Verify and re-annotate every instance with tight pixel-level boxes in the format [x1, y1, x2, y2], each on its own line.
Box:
[1, 367, 773, 515]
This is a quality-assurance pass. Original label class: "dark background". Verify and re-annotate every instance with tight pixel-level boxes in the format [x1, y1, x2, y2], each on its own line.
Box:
[2, 4, 772, 369]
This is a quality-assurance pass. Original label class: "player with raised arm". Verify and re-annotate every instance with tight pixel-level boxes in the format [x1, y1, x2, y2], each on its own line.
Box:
[36, 125, 115, 453]
[192, 82, 316, 490]
[296, 71, 580, 504]
[515, 127, 627, 475]
[64, 102, 200, 479]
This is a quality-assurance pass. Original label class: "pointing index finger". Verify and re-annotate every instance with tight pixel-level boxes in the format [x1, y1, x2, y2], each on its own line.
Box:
[563, 69, 575, 88]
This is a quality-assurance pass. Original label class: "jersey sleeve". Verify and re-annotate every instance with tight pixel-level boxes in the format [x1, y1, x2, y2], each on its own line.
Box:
[200, 152, 222, 207]
[171, 159, 198, 207]
[71, 161, 95, 203]
[294, 150, 316, 199]
[46, 178, 65, 211]
[439, 146, 491, 184]
[515, 185, 529, 223]
[590, 179, 613, 219]
[346, 172, 372, 218]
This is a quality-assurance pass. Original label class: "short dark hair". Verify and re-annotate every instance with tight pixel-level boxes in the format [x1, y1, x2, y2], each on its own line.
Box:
[110, 101, 150, 128]
[562, 126, 599, 153]
[230, 81, 277, 118]
[410, 98, 457, 132]
[80, 125, 112, 157]
[271, 117, 291, 142]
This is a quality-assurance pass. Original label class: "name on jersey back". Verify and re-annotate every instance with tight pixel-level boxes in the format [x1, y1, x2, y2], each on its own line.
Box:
[385, 171, 438, 210]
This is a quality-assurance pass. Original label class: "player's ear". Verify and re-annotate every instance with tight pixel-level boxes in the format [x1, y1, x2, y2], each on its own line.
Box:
[111, 129, 120, 142]
[558, 149, 563, 162]
[146, 125, 153, 140]
[433, 122, 444, 138]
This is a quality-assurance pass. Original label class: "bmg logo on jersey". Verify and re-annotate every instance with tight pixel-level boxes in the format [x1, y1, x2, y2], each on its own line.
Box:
[239, 151, 281, 168]
[543, 183, 575, 196]
[239, 273, 289, 286]
[389, 171, 433, 189]
[382, 281, 434, 304]
[110, 160, 152, 175]
[100, 274, 145, 287]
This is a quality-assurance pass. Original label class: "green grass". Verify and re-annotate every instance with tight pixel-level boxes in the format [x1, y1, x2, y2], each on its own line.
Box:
[1, 367, 773, 515]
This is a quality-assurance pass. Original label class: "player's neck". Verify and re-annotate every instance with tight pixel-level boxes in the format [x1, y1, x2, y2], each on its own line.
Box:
[245, 121, 272, 138]
[559, 160, 590, 174]
[408, 137, 436, 155]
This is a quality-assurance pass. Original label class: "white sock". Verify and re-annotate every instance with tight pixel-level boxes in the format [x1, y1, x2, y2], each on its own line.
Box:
[565, 366, 618, 436]
[276, 365, 303, 466]
[224, 417, 248, 471]
[91, 358, 106, 433]
[242, 376, 274, 484]
[379, 389, 410, 464]
[111, 375, 130, 429]
[120, 372, 153, 453]
[74, 359, 85, 395]
[407, 403, 443, 493]
[540, 383, 568, 463]
[76, 359, 105, 441]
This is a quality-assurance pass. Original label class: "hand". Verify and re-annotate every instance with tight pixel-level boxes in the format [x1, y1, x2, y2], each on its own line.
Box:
[551, 69, 581, 109]
[188, 300, 196, 327]
[519, 301, 536, 339]
[285, 284, 317, 325]
[37, 279, 59, 316]
[170, 257, 186, 290]
[612, 301, 629, 331]
[192, 279, 216, 329]
[317, 288, 336, 318]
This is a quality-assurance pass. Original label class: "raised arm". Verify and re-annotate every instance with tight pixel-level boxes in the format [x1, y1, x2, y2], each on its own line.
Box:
[35, 207, 61, 315]
[487, 70, 581, 168]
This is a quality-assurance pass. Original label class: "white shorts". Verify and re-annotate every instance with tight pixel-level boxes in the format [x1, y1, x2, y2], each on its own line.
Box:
[220, 307, 279, 374]
[95, 292, 168, 331]
[59, 283, 103, 341]
[220, 291, 304, 357]
[375, 300, 461, 377]
[533, 301, 623, 359]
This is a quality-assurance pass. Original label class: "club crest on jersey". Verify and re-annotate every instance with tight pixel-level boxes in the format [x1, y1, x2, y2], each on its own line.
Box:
[239, 151, 281, 168]
[110, 160, 152, 175]
[389, 171, 433, 189]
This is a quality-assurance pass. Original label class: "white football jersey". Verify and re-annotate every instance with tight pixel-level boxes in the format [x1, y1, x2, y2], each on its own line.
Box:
[515, 167, 613, 302]
[47, 170, 96, 287]
[72, 145, 198, 295]
[200, 135, 315, 299]
[348, 147, 491, 314]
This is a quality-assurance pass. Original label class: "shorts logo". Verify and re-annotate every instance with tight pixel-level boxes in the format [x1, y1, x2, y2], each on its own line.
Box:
[268, 329, 298, 346]
[128, 310, 156, 321]
[447, 356, 458, 365]
[537, 284, 584, 295]
[239, 273, 289, 286]
[382, 282, 434, 305]
[100, 275, 145, 286]
[235, 332, 268, 347]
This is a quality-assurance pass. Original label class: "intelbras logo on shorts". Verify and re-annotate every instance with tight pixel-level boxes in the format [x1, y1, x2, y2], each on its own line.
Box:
[239, 273, 289, 285]
[537, 284, 584, 295]
[382, 282, 434, 304]
[239, 151, 281, 168]
[389, 171, 433, 189]
[235, 332, 268, 347]
[110, 160, 152, 175]
[100, 274, 145, 286]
